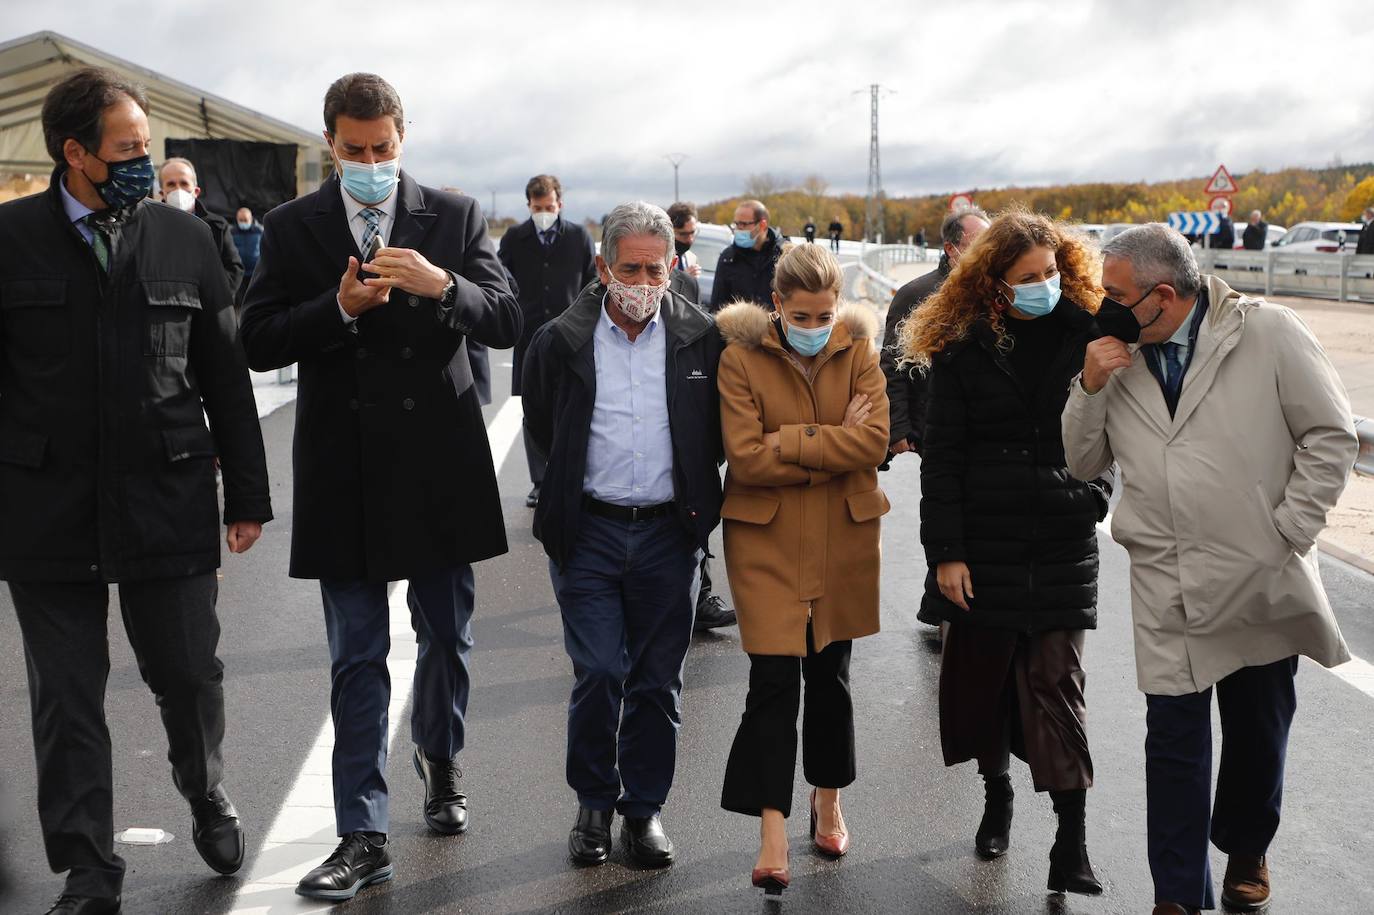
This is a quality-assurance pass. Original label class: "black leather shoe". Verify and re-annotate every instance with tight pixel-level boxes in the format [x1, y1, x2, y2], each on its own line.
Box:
[191, 785, 245, 875]
[45, 896, 121, 914]
[526, 485, 540, 508]
[569, 805, 613, 865]
[412, 746, 469, 835]
[693, 595, 737, 631]
[295, 832, 393, 901]
[621, 814, 675, 868]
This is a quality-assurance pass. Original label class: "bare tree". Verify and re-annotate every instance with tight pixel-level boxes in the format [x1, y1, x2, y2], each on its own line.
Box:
[801, 173, 829, 216]
[743, 172, 787, 199]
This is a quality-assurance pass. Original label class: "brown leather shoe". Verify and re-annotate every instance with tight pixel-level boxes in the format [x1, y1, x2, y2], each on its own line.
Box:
[1151, 904, 1199, 915]
[1222, 853, 1271, 910]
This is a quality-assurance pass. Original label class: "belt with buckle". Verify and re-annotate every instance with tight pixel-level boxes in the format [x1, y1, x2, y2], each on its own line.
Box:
[583, 496, 676, 522]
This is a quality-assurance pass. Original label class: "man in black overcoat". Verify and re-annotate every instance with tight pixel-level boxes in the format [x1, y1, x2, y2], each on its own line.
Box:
[239, 72, 521, 903]
[0, 69, 272, 913]
[498, 174, 598, 507]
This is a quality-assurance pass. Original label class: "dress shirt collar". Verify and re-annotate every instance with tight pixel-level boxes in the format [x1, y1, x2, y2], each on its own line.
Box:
[59, 173, 96, 227]
[1166, 299, 1199, 347]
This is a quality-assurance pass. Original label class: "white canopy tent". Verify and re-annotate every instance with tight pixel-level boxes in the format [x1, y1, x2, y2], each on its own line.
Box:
[0, 30, 328, 198]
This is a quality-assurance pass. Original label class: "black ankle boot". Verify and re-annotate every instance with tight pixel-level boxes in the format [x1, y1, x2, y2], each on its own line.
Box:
[975, 773, 1013, 859]
[1047, 789, 1102, 895]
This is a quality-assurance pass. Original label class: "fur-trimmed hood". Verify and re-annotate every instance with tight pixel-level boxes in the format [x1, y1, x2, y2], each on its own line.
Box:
[715, 300, 879, 351]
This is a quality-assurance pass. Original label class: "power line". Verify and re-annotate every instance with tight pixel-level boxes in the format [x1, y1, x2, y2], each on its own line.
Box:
[854, 84, 894, 242]
[664, 153, 688, 202]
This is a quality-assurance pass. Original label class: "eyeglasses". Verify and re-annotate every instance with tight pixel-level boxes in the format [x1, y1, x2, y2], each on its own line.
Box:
[731, 220, 758, 230]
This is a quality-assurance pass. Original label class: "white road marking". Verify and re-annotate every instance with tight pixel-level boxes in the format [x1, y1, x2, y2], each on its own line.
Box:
[228, 396, 524, 912]
[1097, 511, 1374, 700]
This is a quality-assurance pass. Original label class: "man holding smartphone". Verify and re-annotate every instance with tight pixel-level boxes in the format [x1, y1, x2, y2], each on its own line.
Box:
[239, 72, 521, 903]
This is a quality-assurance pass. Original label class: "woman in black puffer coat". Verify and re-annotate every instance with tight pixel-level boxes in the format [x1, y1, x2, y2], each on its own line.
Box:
[897, 209, 1112, 896]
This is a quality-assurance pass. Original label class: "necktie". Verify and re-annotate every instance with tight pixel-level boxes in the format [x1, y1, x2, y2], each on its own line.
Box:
[1163, 342, 1185, 402]
[360, 207, 382, 255]
[540, 229, 553, 249]
[83, 214, 111, 272]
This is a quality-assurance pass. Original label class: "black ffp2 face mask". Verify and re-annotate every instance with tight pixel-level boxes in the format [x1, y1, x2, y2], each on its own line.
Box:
[1094, 283, 1162, 344]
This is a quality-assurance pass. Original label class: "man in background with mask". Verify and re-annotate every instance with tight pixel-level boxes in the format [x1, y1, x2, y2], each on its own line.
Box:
[881, 206, 989, 459]
[709, 199, 783, 312]
[1063, 224, 1355, 915]
[230, 206, 264, 307]
[0, 68, 271, 914]
[499, 174, 598, 508]
[522, 201, 723, 871]
[239, 72, 521, 903]
[158, 157, 243, 294]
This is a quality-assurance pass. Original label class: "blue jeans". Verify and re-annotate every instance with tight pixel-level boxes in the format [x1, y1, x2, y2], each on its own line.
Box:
[550, 512, 702, 817]
[320, 565, 475, 835]
[1145, 656, 1298, 909]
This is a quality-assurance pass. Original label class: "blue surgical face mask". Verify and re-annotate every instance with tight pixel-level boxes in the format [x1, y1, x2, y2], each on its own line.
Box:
[84, 153, 155, 210]
[338, 157, 399, 205]
[781, 313, 832, 357]
[1007, 273, 1062, 318]
[733, 228, 756, 248]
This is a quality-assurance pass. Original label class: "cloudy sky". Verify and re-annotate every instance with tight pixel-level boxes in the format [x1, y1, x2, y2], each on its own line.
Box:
[22, 0, 1374, 220]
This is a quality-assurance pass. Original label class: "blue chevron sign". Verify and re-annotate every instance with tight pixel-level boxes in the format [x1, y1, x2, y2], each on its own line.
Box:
[1167, 211, 1220, 235]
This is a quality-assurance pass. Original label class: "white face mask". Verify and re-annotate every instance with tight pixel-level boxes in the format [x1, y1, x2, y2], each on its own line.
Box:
[605, 272, 668, 323]
[165, 188, 196, 212]
[532, 211, 557, 232]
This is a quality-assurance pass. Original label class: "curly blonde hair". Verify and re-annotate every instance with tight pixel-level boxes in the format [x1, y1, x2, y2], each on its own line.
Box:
[897, 208, 1103, 371]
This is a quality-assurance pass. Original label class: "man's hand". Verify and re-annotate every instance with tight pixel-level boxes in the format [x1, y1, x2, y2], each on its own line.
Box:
[763, 431, 781, 454]
[338, 256, 390, 317]
[227, 521, 262, 554]
[363, 247, 449, 299]
[890, 439, 914, 455]
[1082, 336, 1134, 394]
[936, 561, 974, 611]
[687, 263, 701, 278]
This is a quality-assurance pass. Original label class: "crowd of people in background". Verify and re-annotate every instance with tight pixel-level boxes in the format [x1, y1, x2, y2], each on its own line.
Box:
[2, 64, 1371, 915]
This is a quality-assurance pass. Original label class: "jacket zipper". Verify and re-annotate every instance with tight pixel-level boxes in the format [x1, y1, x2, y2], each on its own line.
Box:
[988, 347, 1039, 633]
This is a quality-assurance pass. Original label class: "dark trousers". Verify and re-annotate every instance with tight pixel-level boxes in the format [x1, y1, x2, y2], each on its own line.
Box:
[524, 424, 547, 487]
[721, 624, 855, 818]
[10, 574, 223, 898]
[1145, 656, 1298, 909]
[549, 512, 701, 817]
[320, 564, 475, 835]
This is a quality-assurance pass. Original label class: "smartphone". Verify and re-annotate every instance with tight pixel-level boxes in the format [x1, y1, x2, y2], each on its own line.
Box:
[356, 234, 383, 282]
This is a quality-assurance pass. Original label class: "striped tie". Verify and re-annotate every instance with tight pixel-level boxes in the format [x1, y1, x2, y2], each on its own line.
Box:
[360, 207, 382, 255]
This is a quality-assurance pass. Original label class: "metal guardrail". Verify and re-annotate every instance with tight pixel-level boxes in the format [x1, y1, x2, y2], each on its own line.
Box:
[1357, 415, 1374, 478]
[1195, 249, 1374, 303]
[856, 243, 932, 297]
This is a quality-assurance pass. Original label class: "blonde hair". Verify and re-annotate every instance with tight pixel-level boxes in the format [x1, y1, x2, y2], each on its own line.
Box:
[772, 242, 843, 301]
[898, 207, 1102, 371]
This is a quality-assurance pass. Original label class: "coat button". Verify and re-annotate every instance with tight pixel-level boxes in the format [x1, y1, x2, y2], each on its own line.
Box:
[402, 397, 415, 411]
[400, 347, 414, 359]
[348, 398, 359, 411]
[89, 564, 98, 573]
[805, 426, 817, 437]
[408, 295, 419, 307]
[356, 347, 367, 359]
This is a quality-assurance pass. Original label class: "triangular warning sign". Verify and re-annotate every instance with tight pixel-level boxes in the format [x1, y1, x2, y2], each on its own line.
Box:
[1205, 164, 1238, 195]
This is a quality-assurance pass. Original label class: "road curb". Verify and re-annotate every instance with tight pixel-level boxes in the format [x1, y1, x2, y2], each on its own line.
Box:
[1318, 537, 1374, 577]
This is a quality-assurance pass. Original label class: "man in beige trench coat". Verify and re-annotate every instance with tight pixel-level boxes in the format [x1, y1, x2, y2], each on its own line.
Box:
[1061, 224, 1357, 915]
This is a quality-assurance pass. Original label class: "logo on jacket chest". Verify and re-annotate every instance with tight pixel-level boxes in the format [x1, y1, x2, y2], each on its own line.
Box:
[686, 369, 709, 381]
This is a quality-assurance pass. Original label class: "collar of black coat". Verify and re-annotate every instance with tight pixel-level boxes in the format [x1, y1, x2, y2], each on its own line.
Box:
[960, 296, 1095, 356]
[715, 299, 878, 351]
[548, 281, 714, 353]
[45, 164, 143, 230]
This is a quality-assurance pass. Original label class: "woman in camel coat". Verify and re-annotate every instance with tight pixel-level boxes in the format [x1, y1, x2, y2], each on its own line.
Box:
[714, 243, 889, 897]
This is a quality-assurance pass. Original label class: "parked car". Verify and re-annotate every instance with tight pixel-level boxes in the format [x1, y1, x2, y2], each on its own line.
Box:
[1271, 222, 1364, 254]
[692, 222, 733, 303]
[1100, 223, 1136, 245]
[1231, 223, 1287, 249]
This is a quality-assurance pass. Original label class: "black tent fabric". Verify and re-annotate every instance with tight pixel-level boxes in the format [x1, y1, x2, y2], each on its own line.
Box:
[163, 138, 297, 219]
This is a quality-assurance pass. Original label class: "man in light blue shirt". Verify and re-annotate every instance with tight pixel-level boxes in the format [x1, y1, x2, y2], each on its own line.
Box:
[522, 201, 725, 871]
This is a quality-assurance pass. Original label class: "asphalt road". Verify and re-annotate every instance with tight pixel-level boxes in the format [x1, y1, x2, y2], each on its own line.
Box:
[2, 362, 1373, 915]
